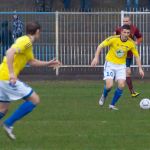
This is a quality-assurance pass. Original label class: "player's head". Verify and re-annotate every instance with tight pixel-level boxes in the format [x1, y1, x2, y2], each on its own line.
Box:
[120, 24, 131, 41]
[26, 21, 41, 40]
[123, 16, 131, 25]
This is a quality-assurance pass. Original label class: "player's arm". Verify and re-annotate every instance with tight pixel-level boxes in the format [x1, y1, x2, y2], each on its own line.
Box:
[28, 58, 61, 68]
[131, 46, 144, 78]
[91, 45, 103, 67]
[135, 28, 142, 45]
[135, 57, 144, 78]
[6, 48, 17, 84]
[91, 37, 112, 67]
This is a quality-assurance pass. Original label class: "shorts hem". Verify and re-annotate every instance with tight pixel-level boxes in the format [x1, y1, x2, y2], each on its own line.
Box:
[0, 100, 10, 103]
[22, 90, 34, 100]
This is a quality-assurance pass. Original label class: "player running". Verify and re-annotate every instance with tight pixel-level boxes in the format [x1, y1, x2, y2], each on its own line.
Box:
[0, 21, 61, 140]
[91, 24, 144, 110]
[115, 16, 142, 97]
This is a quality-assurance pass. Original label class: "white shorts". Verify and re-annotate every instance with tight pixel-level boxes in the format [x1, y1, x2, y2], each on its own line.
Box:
[103, 61, 126, 81]
[0, 80, 33, 102]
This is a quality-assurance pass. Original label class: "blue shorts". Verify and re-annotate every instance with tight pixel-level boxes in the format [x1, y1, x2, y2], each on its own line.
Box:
[126, 58, 133, 67]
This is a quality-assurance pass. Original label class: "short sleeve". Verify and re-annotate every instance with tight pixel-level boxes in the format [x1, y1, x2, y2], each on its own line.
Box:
[131, 45, 139, 57]
[11, 37, 32, 54]
[99, 36, 113, 48]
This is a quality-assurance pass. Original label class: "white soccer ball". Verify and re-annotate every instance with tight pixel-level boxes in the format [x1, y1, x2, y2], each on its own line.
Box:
[139, 98, 150, 109]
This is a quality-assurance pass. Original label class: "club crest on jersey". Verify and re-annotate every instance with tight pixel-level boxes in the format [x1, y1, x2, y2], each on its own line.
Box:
[116, 49, 124, 57]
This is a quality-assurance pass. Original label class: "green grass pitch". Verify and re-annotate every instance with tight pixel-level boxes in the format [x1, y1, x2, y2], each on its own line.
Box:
[0, 80, 150, 150]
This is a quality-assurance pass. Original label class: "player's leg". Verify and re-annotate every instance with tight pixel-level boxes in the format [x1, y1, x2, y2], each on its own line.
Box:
[4, 92, 40, 128]
[0, 81, 10, 121]
[104, 79, 113, 97]
[126, 58, 139, 97]
[109, 67, 126, 110]
[99, 63, 114, 106]
[0, 102, 16, 140]
[99, 79, 113, 105]
[0, 102, 9, 121]
[109, 79, 125, 110]
[1, 80, 39, 139]
[3, 92, 40, 140]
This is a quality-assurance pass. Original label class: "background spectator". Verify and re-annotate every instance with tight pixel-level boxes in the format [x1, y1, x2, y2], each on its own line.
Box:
[125, 0, 139, 11]
[0, 20, 13, 58]
[80, 0, 91, 12]
[12, 14, 23, 41]
[63, 0, 71, 10]
[35, 0, 54, 12]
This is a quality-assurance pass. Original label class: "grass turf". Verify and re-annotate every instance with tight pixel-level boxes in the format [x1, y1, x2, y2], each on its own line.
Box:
[0, 80, 150, 150]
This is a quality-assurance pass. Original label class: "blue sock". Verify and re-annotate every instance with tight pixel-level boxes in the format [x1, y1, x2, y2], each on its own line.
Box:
[111, 88, 123, 106]
[4, 101, 36, 127]
[0, 112, 5, 119]
[103, 85, 111, 98]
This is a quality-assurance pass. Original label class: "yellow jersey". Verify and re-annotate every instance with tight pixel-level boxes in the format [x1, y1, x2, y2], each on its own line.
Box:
[0, 35, 34, 80]
[99, 35, 139, 64]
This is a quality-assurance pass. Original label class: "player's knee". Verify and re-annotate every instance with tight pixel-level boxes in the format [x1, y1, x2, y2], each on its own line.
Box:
[29, 93, 40, 105]
[106, 84, 113, 89]
[126, 68, 131, 76]
[118, 83, 125, 89]
[34, 94, 40, 105]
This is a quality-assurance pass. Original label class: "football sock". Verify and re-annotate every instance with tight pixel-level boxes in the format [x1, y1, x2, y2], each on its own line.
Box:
[103, 85, 111, 98]
[111, 88, 123, 106]
[4, 101, 36, 127]
[0, 112, 5, 119]
[126, 77, 134, 94]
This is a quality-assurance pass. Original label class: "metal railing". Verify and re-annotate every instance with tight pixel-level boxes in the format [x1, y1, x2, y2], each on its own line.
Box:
[0, 11, 149, 75]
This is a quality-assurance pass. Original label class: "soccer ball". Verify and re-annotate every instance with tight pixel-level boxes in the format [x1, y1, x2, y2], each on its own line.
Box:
[139, 98, 150, 109]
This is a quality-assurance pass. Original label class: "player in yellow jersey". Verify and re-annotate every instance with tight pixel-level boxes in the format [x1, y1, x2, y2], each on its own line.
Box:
[0, 21, 61, 140]
[91, 24, 144, 110]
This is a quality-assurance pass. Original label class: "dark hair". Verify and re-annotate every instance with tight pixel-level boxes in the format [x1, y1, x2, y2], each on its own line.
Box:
[121, 24, 130, 30]
[26, 21, 41, 35]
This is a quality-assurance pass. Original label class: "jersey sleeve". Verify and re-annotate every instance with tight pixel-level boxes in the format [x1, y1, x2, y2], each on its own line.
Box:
[99, 36, 113, 48]
[11, 38, 32, 54]
[130, 44, 139, 57]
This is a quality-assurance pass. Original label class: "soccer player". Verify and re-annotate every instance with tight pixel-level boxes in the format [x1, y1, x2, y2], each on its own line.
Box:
[0, 21, 61, 140]
[115, 16, 142, 97]
[91, 24, 144, 110]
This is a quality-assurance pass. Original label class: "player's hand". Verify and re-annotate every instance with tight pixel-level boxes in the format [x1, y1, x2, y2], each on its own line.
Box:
[139, 68, 144, 79]
[91, 57, 99, 67]
[48, 59, 61, 69]
[9, 73, 17, 85]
